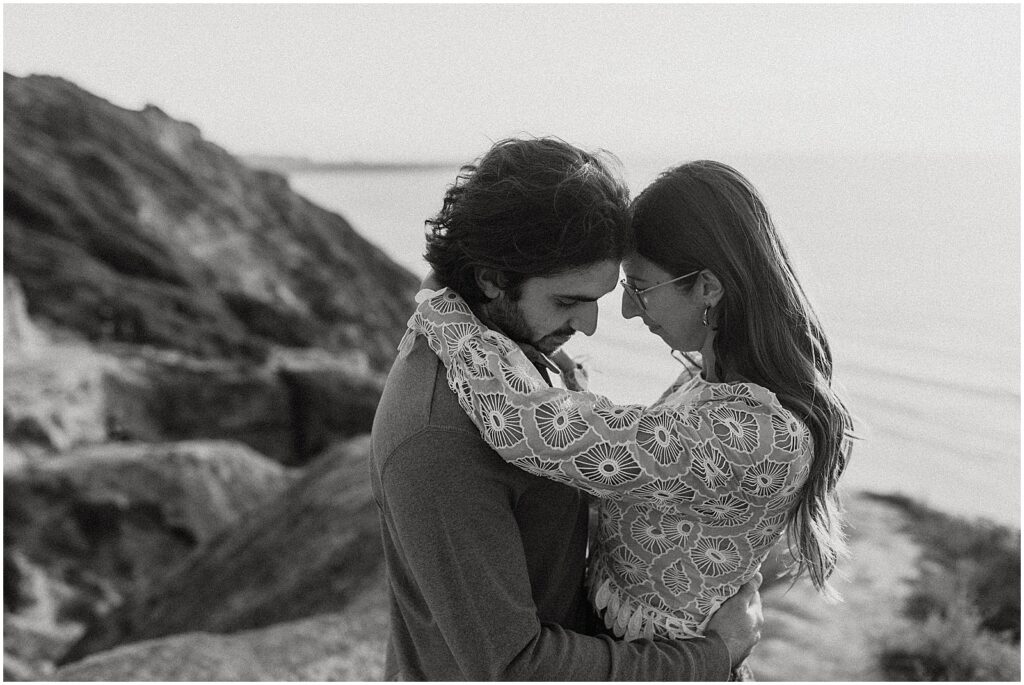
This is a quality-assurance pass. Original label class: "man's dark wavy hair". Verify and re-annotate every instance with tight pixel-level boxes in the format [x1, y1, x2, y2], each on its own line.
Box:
[424, 137, 632, 304]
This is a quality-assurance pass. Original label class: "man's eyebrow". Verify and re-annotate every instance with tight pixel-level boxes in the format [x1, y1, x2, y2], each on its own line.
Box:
[554, 293, 602, 302]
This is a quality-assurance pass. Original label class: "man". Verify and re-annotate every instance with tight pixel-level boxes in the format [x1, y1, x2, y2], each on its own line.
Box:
[370, 137, 762, 680]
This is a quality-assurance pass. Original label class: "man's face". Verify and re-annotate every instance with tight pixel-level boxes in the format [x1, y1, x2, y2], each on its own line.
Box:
[482, 259, 620, 355]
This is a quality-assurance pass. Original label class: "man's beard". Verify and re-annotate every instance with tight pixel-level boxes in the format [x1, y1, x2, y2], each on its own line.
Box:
[483, 296, 574, 356]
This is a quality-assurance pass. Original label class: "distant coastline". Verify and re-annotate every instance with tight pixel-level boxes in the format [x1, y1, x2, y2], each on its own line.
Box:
[242, 154, 458, 175]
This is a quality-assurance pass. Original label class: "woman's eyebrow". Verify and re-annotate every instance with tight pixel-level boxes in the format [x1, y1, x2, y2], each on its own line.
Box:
[623, 276, 652, 287]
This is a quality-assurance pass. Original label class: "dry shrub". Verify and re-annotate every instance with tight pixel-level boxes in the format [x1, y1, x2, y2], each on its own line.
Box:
[867, 493, 1020, 681]
[880, 591, 1020, 681]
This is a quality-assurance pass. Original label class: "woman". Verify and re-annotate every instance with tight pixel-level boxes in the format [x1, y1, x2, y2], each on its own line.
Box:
[407, 160, 853, 645]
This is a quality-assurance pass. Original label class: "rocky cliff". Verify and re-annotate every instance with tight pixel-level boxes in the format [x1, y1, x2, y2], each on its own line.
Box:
[4, 72, 418, 369]
[3, 73, 418, 679]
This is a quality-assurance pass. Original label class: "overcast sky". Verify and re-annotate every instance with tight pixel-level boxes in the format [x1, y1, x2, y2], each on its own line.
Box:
[4, 4, 1019, 164]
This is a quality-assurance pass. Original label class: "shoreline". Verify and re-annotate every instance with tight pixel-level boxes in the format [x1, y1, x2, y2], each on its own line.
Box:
[241, 155, 458, 175]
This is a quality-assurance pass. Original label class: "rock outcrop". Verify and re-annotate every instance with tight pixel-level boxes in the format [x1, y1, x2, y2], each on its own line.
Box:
[3, 327, 381, 466]
[54, 581, 389, 681]
[62, 437, 380, 664]
[4, 440, 293, 677]
[8, 441, 294, 544]
[4, 72, 418, 370]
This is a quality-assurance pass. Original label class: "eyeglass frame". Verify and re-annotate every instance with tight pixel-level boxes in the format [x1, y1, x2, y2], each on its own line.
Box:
[620, 269, 702, 313]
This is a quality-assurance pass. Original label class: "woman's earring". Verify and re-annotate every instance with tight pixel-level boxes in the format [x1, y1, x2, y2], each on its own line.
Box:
[701, 305, 711, 328]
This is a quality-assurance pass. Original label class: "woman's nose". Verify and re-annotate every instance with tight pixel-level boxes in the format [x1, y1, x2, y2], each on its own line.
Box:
[621, 290, 641, 320]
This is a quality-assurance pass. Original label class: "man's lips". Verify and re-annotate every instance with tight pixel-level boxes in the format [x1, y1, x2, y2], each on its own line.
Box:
[540, 333, 573, 348]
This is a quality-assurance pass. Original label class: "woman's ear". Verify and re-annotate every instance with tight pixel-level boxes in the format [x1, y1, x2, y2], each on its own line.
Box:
[699, 270, 725, 307]
[474, 268, 506, 300]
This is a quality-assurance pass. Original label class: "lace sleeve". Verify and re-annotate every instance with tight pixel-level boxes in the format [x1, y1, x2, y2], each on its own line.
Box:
[408, 288, 810, 502]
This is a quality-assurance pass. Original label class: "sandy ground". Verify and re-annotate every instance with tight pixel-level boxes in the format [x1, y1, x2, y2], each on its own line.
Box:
[749, 491, 923, 681]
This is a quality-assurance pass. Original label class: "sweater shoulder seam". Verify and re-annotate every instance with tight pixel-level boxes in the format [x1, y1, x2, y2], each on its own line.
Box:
[378, 424, 485, 478]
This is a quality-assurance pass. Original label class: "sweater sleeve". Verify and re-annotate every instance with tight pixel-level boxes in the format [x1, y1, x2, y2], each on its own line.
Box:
[380, 427, 733, 680]
[407, 288, 811, 504]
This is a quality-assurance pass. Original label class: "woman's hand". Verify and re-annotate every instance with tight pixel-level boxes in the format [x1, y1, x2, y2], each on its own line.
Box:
[551, 349, 589, 391]
[705, 572, 764, 667]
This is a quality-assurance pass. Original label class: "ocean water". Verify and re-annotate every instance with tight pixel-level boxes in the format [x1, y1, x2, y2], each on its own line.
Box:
[290, 154, 1020, 527]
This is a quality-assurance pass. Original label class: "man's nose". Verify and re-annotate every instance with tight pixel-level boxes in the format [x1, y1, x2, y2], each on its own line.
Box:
[570, 302, 600, 336]
[621, 290, 641, 320]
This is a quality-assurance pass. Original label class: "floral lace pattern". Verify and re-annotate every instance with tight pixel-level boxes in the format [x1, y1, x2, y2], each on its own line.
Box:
[407, 288, 813, 640]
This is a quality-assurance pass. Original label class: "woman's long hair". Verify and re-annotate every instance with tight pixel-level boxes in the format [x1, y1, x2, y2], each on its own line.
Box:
[632, 160, 855, 595]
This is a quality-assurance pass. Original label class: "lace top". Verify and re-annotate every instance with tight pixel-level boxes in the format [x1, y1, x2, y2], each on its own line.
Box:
[406, 288, 812, 641]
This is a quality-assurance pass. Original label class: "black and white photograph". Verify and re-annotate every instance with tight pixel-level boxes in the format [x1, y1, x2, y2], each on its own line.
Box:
[3, 3, 1019, 681]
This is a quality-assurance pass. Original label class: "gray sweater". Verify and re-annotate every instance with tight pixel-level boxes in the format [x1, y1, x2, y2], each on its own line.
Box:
[370, 336, 731, 680]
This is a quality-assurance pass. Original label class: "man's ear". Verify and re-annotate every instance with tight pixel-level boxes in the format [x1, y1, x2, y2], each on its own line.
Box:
[475, 268, 507, 300]
[698, 270, 725, 307]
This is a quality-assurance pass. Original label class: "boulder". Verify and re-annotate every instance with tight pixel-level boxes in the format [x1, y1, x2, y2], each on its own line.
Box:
[54, 581, 388, 681]
[4, 440, 293, 660]
[273, 348, 385, 461]
[19, 441, 295, 543]
[101, 350, 296, 463]
[62, 436, 382, 663]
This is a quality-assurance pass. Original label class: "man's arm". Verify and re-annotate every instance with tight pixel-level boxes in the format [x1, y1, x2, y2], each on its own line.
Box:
[381, 428, 736, 680]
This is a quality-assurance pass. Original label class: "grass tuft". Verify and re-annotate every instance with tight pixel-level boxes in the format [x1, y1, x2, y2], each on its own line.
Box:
[880, 593, 1019, 680]
[865, 492, 1020, 681]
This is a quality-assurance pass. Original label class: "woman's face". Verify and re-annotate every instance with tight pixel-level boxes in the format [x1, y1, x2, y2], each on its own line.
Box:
[620, 252, 708, 353]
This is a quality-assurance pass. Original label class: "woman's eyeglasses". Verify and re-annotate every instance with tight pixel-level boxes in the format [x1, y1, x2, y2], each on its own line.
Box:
[620, 269, 701, 313]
